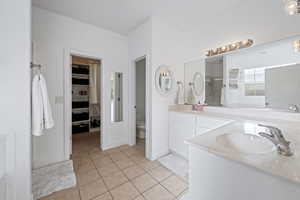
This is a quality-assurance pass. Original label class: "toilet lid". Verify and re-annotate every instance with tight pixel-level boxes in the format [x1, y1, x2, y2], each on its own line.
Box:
[136, 121, 145, 126]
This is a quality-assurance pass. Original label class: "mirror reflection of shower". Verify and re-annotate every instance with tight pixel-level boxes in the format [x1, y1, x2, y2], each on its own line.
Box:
[205, 56, 224, 106]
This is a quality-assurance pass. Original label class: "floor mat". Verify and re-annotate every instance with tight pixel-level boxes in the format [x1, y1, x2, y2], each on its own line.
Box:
[32, 160, 77, 200]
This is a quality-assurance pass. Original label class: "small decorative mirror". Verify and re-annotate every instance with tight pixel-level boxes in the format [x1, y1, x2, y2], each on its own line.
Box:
[111, 72, 123, 122]
[155, 65, 174, 95]
[192, 72, 204, 96]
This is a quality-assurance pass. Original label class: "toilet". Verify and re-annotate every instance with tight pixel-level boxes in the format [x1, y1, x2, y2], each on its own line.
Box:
[136, 121, 145, 139]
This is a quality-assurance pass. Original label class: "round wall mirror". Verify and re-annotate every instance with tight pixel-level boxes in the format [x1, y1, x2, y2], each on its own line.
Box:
[192, 72, 204, 96]
[155, 65, 174, 96]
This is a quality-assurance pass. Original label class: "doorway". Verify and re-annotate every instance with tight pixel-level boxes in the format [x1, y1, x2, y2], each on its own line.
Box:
[71, 55, 101, 157]
[134, 57, 146, 155]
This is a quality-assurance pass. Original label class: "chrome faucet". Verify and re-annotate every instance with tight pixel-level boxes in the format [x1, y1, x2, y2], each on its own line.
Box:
[258, 124, 293, 157]
[288, 104, 299, 113]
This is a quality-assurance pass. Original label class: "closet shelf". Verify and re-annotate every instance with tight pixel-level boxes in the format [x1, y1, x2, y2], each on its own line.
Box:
[90, 128, 100, 132]
[72, 120, 90, 124]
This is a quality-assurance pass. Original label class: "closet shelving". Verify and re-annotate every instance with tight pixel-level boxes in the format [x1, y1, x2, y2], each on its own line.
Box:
[71, 61, 101, 134]
[72, 64, 90, 134]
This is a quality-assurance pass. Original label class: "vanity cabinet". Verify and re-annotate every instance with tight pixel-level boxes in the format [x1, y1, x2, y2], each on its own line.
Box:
[169, 111, 231, 160]
[169, 112, 196, 159]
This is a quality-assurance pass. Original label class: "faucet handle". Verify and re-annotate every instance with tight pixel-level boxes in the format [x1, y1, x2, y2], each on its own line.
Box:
[258, 124, 282, 135]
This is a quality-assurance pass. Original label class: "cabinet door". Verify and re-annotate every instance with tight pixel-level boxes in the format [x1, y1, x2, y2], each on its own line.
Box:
[169, 112, 196, 159]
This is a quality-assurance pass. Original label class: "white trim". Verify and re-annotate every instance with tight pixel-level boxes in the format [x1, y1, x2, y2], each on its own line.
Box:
[130, 55, 152, 160]
[63, 49, 104, 159]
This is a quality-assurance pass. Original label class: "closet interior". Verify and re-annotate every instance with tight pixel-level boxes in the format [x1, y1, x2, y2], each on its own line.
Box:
[71, 56, 101, 135]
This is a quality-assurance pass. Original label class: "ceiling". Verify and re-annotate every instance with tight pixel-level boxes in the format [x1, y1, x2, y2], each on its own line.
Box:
[32, 0, 296, 36]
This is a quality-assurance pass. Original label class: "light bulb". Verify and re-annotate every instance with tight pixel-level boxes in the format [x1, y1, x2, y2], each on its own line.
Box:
[294, 40, 300, 52]
[285, 0, 298, 15]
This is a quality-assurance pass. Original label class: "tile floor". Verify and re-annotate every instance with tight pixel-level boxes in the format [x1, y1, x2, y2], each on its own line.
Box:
[40, 132, 188, 200]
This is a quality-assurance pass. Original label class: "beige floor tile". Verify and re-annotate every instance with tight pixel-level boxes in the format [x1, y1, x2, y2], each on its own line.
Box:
[104, 147, 121, 155]
[138, 160, 161, 172]
[54, 187, 80, 200]
[75, 161, 96, 174]
[93, 156, 113, 168]
[134, 195, 146, 200]
[161, 175, 188, 196]
[77, 169, 101, 186]
[93, 192, 113, 200]
[130, 154, 148, 164]
[39, 194, 56, 200]
[109, 152, 128, 162]
[131, 173, 158, 193]
[123, 165, 146, 180]
[148, 166, 172, 182]
[110, 182, 140, 200]
[102, 171, 128, 189]
[97, 162, 121, 176]
[115, 157, 136, 169]
[123, 148, 140, 157]
[176, 190, 188, 200]
[79, 179, 108, 200]
[143, 185, 174, 200]
[90, 151, 107, 160]
[117, 144, 131, 151]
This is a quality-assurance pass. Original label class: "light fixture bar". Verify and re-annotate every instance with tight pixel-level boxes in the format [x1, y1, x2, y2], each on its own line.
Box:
[284, 0, 300, 15]
[205, 39, 254, 57]
[294, 40, 300, 52]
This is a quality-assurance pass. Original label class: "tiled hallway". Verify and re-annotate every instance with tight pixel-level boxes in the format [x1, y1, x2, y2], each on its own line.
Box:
[40, 133, 188, 200]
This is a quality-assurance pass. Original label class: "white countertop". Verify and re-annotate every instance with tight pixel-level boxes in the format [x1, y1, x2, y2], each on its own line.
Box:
[169, 105, 300, 184]
[184, 113, 300, 185]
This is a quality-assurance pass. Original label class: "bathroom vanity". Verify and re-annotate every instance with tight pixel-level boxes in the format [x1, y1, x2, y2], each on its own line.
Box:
[168, 35, 300, 200]
[169, 106, 300, 200]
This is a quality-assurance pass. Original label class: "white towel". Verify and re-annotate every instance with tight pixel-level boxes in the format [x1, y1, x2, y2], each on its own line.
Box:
[175, 82, 184, 105]
[32, 74, 54, 136]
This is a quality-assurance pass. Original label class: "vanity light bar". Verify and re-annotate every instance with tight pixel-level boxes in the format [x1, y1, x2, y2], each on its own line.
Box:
[284, 0, 300, 15]
[294, 40, 300, 52]
[205, 39, 254, 57]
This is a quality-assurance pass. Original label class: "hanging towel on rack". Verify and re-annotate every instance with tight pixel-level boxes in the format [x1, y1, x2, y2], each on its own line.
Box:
[32, 74, 54, 136]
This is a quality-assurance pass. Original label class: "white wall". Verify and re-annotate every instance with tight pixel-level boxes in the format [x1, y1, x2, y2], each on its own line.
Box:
[0, 0, 32, 199]
[32, 7, 129, 168]
[150, 17, 202, 159]
[128, 19, 152, 158]
[147, 11, 300, 159]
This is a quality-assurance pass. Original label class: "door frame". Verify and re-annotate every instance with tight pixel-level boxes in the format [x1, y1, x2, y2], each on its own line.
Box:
[63, 48, 103, 159]
[131, 55, 152, 160]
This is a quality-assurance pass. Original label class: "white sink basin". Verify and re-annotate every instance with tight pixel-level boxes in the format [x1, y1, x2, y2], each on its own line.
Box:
[217, 133, 276, 154]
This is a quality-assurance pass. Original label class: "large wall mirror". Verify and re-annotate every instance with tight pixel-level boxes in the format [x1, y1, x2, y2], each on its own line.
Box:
[184, 60, 205, 104]
[224, 35, 300, 111]
[184, 35, 300, 112]
[111, 72, 123, 122]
